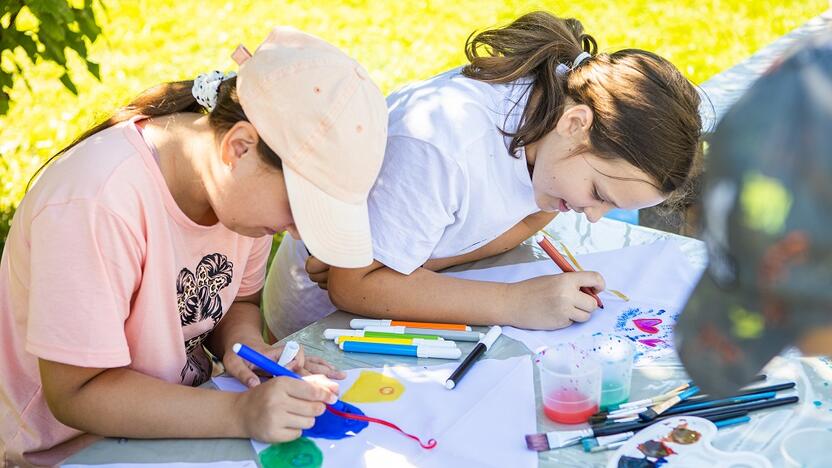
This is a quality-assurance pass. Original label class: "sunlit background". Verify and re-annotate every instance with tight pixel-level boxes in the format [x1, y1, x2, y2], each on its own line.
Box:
[0, 0, 827, 250]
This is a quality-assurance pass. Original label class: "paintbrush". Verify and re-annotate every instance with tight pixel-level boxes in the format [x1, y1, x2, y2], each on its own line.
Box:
[590, 383, 692, 424]
[598, 374, 768, 417]
[526, 396, 799, 451]
[638, 386, 700, 422]
[526, 409, 747, 452]
[594, 391, 775, 425]
[581, 413, 752, 453]
[595, 396, 798, 430]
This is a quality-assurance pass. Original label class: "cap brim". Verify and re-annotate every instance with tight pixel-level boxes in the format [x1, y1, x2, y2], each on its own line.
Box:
[283, 166, 374, 268]
[674, 272, 796, 397]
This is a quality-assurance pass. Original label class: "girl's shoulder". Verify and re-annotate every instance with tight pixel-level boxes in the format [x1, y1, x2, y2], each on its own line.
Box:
[22, 121, 155, 222]
[387, 68, 507, 147]
[386, 68, 533, 159]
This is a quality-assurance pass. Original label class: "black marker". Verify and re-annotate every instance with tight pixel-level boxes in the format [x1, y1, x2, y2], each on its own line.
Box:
[445, 326, 501, 390]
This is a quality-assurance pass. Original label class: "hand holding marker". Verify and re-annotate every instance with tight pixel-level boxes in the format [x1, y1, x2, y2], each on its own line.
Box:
[232, 343, 438, 449]
[446, 326, 502, 390]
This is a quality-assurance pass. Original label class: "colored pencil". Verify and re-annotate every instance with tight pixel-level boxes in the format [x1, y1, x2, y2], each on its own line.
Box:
[339, 341, 462, 359]
[350, 318, 471, 331]
[535, 233, 604, 309]
[445, 326, 501, 390]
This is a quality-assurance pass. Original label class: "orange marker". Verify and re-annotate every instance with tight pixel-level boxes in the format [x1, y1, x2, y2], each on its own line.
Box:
[349, 319, 471, 331]
[534, 233, 604, 309]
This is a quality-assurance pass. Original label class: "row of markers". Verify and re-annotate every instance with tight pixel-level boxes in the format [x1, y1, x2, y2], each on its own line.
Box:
[323, 319, 485, 360]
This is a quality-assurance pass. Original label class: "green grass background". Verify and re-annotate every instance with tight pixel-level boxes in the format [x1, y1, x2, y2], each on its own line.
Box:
[0, 0, 827, 252]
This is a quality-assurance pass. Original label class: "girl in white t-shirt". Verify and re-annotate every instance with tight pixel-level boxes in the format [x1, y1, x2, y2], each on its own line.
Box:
[264, 12, 702, 339]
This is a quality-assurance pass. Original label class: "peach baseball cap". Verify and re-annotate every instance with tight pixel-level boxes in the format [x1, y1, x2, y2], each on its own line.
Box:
[233, 27, 387, 268]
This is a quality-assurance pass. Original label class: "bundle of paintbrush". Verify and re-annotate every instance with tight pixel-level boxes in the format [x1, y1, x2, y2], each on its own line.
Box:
[589, 380, 794, 425]
[581, 413, 752, 453]
[525, 381, 799, 451]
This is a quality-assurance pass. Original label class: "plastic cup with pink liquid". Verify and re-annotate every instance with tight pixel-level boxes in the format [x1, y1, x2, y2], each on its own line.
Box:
[537, 343, 602, 424]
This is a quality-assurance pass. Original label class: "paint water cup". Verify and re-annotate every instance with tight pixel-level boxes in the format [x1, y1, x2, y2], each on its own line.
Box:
[592, 334, 635, 411]
[780, 428, 832, 467]
[537, 343, 602, 424]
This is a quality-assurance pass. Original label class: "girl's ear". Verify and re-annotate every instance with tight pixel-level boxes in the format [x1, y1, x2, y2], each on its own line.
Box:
[220, 121, 260, 168]
[555, 104, 594, 139]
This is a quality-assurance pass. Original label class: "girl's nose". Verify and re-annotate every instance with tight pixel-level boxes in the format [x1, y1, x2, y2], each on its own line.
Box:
[584, 205, 612, 223]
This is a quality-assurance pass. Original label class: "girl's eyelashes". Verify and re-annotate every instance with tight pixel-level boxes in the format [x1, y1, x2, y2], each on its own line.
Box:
[592, 185, 604, 203]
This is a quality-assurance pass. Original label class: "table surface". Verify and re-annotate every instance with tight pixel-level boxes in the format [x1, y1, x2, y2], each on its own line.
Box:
[65, 13, 832, 467]
[66, 211, 832, 467]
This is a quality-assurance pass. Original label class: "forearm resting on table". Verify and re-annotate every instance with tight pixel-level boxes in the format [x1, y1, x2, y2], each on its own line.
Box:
[328, 262, 512, 325]
[39, 360, 246, 439]
[423, 211, 556, 271]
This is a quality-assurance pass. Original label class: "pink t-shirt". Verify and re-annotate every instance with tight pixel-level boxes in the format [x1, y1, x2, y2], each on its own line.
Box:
[0, 119, 272, 465]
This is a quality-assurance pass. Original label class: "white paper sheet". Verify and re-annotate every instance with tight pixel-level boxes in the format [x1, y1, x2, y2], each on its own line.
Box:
[213, 355, 536, 468]
[444, 240, 705, 363]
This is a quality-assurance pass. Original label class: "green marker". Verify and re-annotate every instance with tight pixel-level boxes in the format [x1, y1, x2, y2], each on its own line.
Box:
[323, 328, 443, 341]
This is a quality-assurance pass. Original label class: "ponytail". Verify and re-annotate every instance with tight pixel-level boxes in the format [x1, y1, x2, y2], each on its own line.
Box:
[462, 11, 702, 198]
[463, 11, 596, 157]
[28, 77, 281, 191]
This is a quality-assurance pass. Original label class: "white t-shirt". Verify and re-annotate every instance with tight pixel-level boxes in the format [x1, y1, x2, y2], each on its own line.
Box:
[263, 69, 540, 338]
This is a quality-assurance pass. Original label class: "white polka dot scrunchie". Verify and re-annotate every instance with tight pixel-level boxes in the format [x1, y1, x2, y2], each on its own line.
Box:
[192, 70, 237, 112]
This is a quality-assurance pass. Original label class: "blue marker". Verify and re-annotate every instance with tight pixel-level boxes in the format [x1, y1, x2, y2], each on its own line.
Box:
[339, 341, 462, 359]
[232, 343, 302, 380]
[232, 343, 371, 440]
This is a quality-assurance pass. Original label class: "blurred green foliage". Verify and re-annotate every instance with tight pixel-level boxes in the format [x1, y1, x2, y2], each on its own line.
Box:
[0, 0, 827, 254]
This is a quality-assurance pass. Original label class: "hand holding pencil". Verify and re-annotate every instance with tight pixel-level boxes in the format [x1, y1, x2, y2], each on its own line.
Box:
[535, 233, 605, 310]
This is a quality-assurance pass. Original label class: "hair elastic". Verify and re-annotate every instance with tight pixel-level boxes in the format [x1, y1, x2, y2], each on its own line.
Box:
[556, 51, 593, 78]
[192, 70, 237, 112]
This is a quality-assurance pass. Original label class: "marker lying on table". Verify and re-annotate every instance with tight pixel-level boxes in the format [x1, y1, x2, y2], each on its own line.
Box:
[534, 233, 604, 309]
[364, 325, 484, 342]
[339, 341, 462, 359]
[582, 414, 752, 453]
[445, 326, 501, 390]
[324, 328, 445, 341]
[351, 319, 471, 331]
[336, 336, 458, 348]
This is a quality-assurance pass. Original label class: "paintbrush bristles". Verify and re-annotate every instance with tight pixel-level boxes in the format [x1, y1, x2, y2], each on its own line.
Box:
[524, 433, 551, 452]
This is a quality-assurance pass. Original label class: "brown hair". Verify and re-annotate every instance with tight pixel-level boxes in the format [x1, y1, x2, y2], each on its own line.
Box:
[28, 77, 280, 190]
[462, 11, 702, 196]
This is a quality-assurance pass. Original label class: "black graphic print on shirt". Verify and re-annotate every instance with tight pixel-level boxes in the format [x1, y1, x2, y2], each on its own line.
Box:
[176, 253, 233, 386]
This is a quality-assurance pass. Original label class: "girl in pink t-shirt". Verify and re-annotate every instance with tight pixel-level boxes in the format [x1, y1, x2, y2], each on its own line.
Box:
[0, 27, 387, 466]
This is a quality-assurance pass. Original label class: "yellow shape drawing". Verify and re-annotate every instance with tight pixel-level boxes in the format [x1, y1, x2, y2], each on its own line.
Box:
[342, 371, 405, 403]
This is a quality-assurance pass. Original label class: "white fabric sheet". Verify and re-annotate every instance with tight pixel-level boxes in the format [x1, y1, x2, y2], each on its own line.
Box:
[213, 355, 537, 468]
[445, 240, 706, 363]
